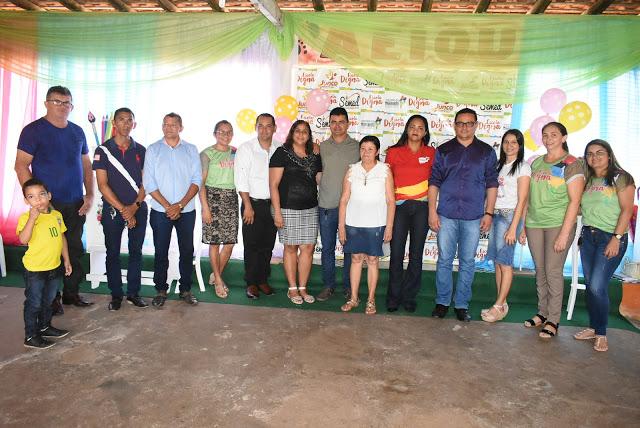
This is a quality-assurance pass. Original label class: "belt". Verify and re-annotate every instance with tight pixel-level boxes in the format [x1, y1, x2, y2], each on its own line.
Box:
[250, 197, 271, 203]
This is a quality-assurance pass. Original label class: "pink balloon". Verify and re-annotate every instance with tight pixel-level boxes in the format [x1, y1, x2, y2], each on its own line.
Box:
[540, 88, 567, 115]
[274, 116, 292, 143]
[529, 115, 554, 147]
[306, 88, 331, 116]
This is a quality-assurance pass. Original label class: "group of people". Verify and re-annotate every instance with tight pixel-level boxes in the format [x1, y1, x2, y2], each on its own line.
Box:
[14, 86, 634, 354]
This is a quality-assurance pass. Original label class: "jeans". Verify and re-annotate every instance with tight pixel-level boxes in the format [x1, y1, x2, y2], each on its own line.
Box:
[52, 200, 85, 298]
[487, 210, 523, 267]
[242, 199, 277, 286]
[435, 215, 481, 309]
[149, 209, 195, 293]
[580, 226, 628, 335]
[387, 200, 429, 310]
[101, 201, 148, 299]
[318, 207, 351, 291]
[24, 269, 61, 338]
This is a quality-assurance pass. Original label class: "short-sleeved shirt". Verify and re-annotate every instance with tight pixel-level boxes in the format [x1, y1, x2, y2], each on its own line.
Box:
[581, 173, 634, 234]
[92, 138, 145, 205]
[526, 154, 584, 228]
[17, 118, 89, 204]
[16, 209, 67, 272]
[385, 144, 435, 203]
[495, 161, 532, 210]
[346, 161, 389, 227]
[200, 146, 236, 190]
[318, 136, 360, 209]
[269, 146, 322, 210]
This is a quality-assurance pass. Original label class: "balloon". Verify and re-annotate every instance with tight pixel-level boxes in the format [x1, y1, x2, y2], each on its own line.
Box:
[540, 88, 567, 115]
[559, 101, 592, 133]
[236, 108, 257, 134]
[523, 130, 539, 152]
[274, 116, 292, 143]
[529, 115, 554, 147]
[274, 95, 298, 121]
[306, 88, 331, 116]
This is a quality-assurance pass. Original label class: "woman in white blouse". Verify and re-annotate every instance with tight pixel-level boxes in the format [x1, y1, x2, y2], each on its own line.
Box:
[338, 136, 395, 315]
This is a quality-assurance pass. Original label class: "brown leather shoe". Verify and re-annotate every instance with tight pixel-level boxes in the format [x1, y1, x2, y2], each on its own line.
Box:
[258, 283, 274, 296]
[246, 285, 259, 299]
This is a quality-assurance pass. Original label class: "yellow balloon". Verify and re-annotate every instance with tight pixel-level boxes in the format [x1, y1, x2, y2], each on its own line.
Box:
[523, 129, 539, 152]
[236, 108, 257, 134]
[559, 101, 592, 133]
[274, 95, 299, 121]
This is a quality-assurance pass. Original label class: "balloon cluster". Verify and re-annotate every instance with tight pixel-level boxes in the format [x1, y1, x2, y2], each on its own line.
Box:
[524, 88, 592, 152]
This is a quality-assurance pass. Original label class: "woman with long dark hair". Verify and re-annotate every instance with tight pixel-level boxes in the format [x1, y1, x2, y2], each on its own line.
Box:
[269, 120, 322, 305]
[482, 129, 530, 322]
[384, 115, 435, 312]
[524, 122, 584, 338]
[574, 139, 634, 352]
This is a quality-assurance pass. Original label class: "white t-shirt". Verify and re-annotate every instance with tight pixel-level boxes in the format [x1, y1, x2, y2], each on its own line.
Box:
[495, 160, 531, 210]
[345, 161, 389, 227]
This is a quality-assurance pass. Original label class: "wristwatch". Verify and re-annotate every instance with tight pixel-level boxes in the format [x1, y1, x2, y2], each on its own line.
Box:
[178, 203, 184, 210]
[614, 233, 623, 240]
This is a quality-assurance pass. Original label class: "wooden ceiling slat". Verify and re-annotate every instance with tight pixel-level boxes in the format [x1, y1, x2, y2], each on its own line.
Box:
[206, 0, 224, 12]
[157, 0, 179, 12]
[421, 0, 433, 12]
[311, 0, 324, 11]
[527, 0, 552, 14]
[474, 0, 491, 13]
[108, 0, 135, 11]
[583, 0, 614, 14]
[367, 0, 377, 12]
[9, 0, 44, 10]
[58, 0, 89, 11]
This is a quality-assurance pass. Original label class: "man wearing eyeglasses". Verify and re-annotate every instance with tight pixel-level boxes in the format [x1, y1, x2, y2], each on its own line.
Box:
[15, 85, 95, 312]
[428, 108, 498, 322]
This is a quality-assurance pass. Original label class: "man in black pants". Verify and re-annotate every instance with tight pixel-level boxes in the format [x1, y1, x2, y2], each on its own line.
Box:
[234, 113, 280, 299]
[15, 85, 95, 312]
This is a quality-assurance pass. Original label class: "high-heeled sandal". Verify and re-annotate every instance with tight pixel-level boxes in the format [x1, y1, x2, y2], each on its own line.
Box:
[341, 299, 360, 312]
[287, 287, 303, 305]
[539, 321, 559, 338]
[298, 286, 315, 303]
[481, 304, 508, 323]
[524, 313, 547, 328]
[365, 300, 376, 315]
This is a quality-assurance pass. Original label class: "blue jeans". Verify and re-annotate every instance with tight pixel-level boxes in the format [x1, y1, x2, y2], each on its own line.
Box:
[150, 209, 196, 293]
[580, 226, 628, 335]
[102, 202, 148, 299]
[24, 269, 61, 338]
[387, 200, 429, 310]
[319, 207, 351, 291]
[487, 210, 522, 267]
[435, 215, 481, 309]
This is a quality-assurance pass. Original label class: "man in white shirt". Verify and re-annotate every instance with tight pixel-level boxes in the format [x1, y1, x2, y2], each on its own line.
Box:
[234, 113, 280, 299]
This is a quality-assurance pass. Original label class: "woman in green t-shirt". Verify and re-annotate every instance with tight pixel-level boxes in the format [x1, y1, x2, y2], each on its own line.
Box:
[198, 120, 238, 299]
[523, 122, 584, 338]
[573, 140, 635, 352]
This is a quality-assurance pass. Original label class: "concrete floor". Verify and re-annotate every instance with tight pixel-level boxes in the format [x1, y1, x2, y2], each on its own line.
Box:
[0, 286, 639, 427]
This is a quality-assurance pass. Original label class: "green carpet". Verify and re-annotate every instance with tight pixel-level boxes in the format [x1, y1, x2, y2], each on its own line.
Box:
[1, 245, 636, 332]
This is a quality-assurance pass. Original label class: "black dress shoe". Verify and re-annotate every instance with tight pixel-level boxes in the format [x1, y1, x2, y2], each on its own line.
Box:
[431, 304, 449, 318]
[63, 295, 94, 307]
[455, 308, 471, 322]
[246, 285, 259, 299]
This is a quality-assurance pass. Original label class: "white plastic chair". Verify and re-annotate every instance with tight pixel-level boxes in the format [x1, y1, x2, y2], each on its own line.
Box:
[566, 216, 586, 320]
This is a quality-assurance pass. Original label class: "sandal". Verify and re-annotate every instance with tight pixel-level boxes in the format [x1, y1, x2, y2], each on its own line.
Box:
[539, 321, 559, 338]
[298, 286, 315, 304]
[482, 302, 508, 316]
[574, 328, 596, 340]
[524, 313, 547, 328]
[213, 282, 228, 299]
[210, 273, 229, 293]
[287, 287, 303, 305]
[482, 304, 508, 323]
[341, 299, 360, 312]
[365, 300, 376, 315]
[593, 335, 608, 352]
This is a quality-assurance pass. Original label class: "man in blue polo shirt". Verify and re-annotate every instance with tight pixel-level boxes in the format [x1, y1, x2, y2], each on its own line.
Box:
[428, 108, 498, 322]
[93, 107, 148, 311]
[143, 112, 201, 308]
[15, 85, 95, 312]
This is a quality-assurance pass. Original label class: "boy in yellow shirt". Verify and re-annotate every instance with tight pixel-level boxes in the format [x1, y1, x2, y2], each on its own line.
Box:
[17, 179, 72, 349]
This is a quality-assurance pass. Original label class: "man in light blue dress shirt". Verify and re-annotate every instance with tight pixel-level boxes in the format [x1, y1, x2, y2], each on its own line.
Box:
[143, 112, 202, 307]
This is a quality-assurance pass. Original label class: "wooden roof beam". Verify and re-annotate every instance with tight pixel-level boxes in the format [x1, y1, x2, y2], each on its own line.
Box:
[9, 0, 44, 11]
[157, 0, 180, 12]
[367, 0, 378, 12]
[527, 0, 552, 14]
[474, 0, 491, 13]
[311, 0, 325, 12]
[108, 0, 135, 12]
[421, 0, 433, 12]
[206, 0, 225, 12]
[58, 0, 89, 11]
[583, 0, 614, 15]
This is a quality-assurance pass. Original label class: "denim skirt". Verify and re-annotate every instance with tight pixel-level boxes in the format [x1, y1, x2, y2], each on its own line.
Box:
[343, 225, 385, 256]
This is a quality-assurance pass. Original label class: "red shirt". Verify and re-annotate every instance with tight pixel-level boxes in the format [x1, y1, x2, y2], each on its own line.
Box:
[385, 144, 435, 201]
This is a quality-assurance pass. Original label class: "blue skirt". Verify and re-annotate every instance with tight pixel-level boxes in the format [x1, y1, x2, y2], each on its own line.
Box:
[343, 225, 385, 256]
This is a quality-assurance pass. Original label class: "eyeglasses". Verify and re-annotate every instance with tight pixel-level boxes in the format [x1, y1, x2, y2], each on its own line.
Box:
[454, 121, 476, 128]
[215, 130, 233, 136]
[47, 99, 73, 108]
[585, 150, 607, 159]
